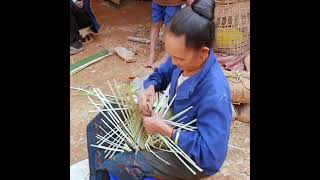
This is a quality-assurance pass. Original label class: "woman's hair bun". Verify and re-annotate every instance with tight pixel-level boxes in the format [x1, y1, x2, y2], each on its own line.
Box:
[192, 0, 215, 20]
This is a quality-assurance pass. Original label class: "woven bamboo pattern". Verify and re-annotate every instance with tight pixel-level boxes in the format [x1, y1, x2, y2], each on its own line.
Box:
[214, 1, 250, 55]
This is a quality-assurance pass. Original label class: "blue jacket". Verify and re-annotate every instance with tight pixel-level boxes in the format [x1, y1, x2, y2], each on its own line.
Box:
[70, 0, 100, 33]
[143, 50, 233, 176]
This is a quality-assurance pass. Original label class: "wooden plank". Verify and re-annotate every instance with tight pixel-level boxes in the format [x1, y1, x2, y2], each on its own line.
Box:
[128, 36, 150, 44]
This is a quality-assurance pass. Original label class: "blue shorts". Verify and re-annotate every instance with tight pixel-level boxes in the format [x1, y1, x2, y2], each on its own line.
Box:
[152, 2, 181, 26]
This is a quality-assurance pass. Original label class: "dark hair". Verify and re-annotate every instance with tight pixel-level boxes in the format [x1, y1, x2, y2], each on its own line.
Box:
[169, 0, 216, 50]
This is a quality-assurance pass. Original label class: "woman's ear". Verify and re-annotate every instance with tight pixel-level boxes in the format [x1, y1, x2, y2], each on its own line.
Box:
[200, 47, 210, 62]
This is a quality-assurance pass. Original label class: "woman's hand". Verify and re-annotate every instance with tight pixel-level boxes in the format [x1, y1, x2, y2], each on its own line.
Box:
[138, 85, 156, 116]
[142, 113, 173, 137]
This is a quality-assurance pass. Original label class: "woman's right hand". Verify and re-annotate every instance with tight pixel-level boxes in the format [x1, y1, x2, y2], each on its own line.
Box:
[138, 85, 156, 117]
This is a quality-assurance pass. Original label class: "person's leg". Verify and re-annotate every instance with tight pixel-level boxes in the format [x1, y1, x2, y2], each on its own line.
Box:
[156, 26, 170, 66]
[87, 112, 110, 180]
[76, 8, 92, 30]
[90, 148, 207, 180]
[164, 5, 181, 27]
[147, 3, 165, 67]
[87, 101, 158, 180]
[87, 112, 153, 179]
[148, 22, 163, 67]
[99, 151, 154, 180]
[141, 150, 208, 180]
[70, 5, 92, 55]
[70, 6, 80, 43]
[88, 114, 207, 180]
[151, 5, 181, 67]
[87, 105, 207, 180]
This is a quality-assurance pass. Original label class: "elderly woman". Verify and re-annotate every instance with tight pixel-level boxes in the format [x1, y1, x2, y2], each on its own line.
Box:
[86, 0, 232, 179]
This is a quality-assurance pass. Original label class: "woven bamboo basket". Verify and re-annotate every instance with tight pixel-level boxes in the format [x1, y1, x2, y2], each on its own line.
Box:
[214, 1, 250, 55]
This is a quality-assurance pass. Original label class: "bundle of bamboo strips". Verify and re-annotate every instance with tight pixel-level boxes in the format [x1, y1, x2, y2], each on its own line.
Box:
[86, 80, 203, 175]
[70, 50, 113, 75]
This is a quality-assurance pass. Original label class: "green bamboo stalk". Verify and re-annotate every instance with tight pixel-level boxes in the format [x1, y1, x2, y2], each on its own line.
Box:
[178, 119, 197, 130]
[88, 96, 130, 144]
[168, 106, 193, 121]
[174, 116, 188, 123]
[165, 137, 203, 172]
[88, 83, 204, 175]
[162, 93, 177, 118]
[96, 88, 141, 151]
[154, 85, 170, 113]
[96, 134, 126, 149]
[106, 135, 124, 158]
[94, 88, 121, 124]
[70, 50, 112, 75]
[145, 138, 171, 165]
[90, 144, 124, 153]
[159, 136, 197, 175]
[113, 80, 132, 126]
[164, 121, 196, 131]
[96, 128, 122, 145]
[89, 108, 130, 113]
[95, 88, 135, 144]
[108, 81, 132, 135]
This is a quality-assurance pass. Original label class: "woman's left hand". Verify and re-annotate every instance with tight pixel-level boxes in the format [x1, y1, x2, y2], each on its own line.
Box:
[142, 113, 173, 138]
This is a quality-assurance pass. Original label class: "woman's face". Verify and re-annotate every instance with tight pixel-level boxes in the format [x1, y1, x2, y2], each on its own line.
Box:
[165, 31, 210, 76]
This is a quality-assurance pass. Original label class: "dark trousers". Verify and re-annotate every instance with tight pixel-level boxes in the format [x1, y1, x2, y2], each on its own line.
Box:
[70, 5, 92, 43]
[87, 108, 207, 180]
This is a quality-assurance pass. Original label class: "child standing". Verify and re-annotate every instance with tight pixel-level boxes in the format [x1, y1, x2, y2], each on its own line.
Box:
[146, 0, 185, 68]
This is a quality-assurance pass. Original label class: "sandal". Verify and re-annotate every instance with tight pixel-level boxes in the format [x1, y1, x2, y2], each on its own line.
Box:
[81, 34, 94, 44]
[70, 41, 84, 55]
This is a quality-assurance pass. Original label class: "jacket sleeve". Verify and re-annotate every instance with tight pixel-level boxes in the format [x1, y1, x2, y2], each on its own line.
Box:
[143, 58, 175, 92]
[172, 95, 233, 175]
